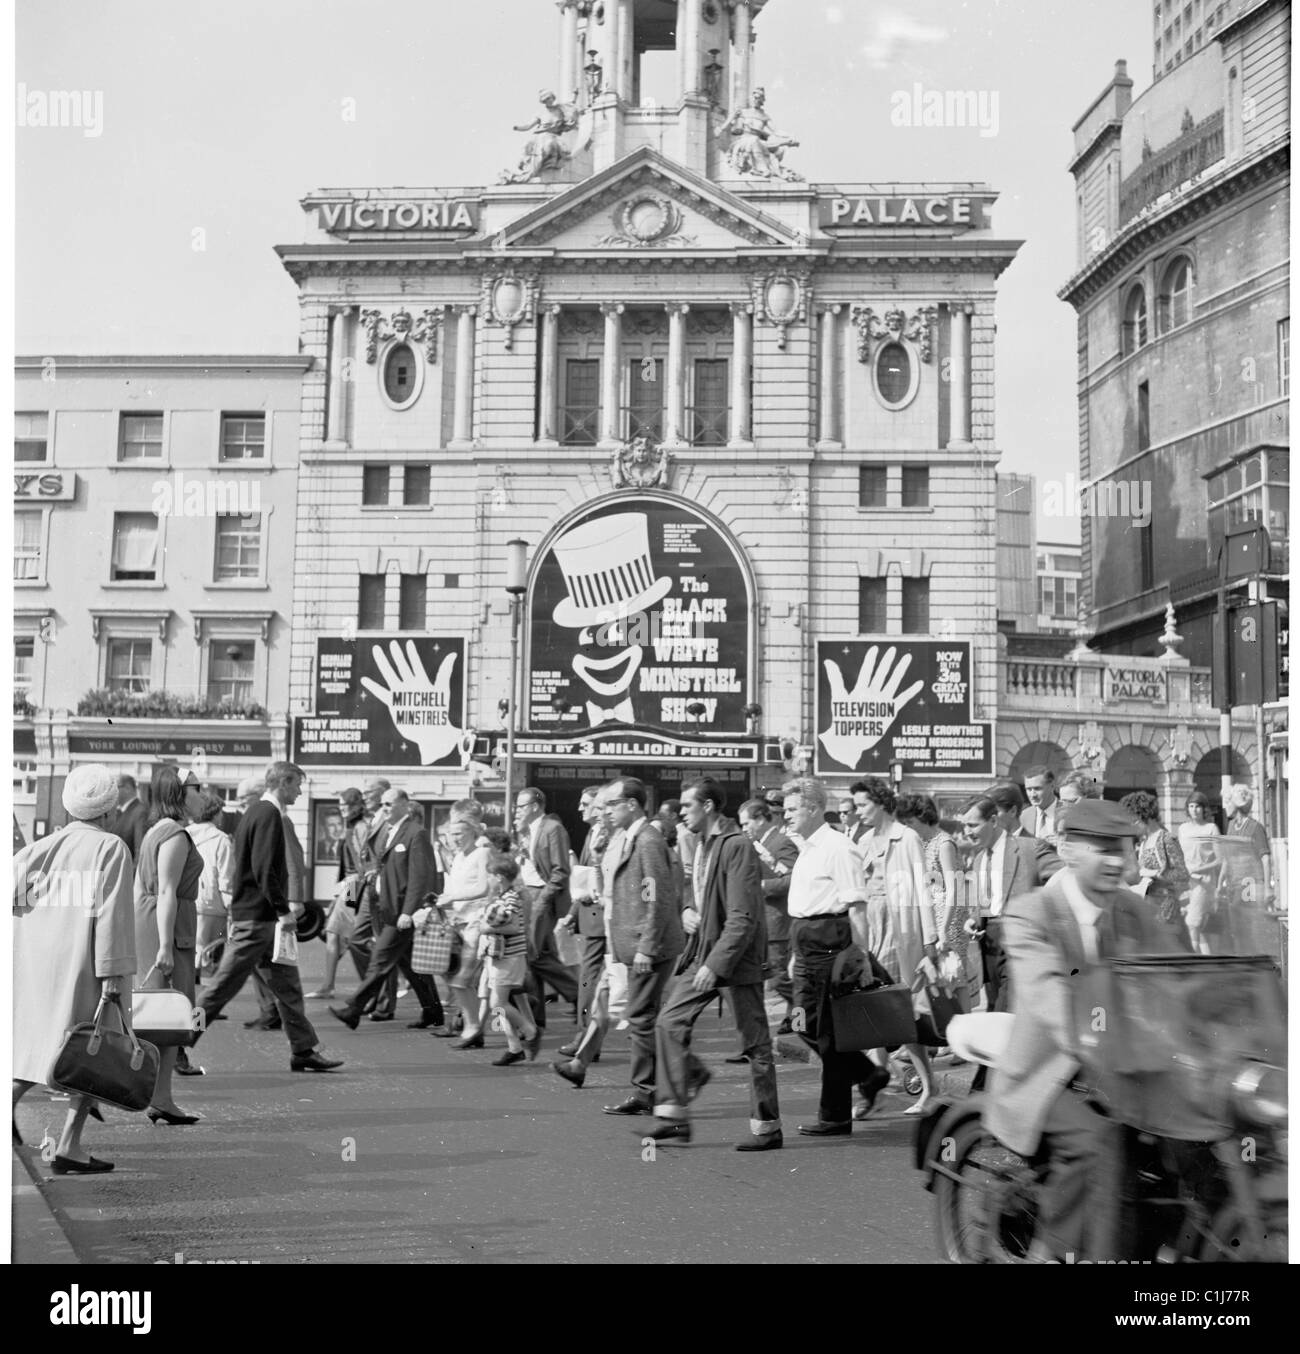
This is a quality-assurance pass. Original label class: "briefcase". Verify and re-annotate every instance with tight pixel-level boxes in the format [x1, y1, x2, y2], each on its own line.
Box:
[49, 993, 160, 1113]
[132, 967, 200, 1047]
[830, 983, 918, 1053]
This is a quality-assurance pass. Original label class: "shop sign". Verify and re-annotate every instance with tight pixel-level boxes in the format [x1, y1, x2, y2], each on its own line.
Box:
[526, 495, 754, 742]
[819, 194, 991, 230]
[499, 732, 759, 765]
[68, 732, 271, 757]
[315, 198, 479, 233]
[815, 639, 993, 776]
[294, 637, 466, 767]
[1103, 662, 1168, 704]
[14, 471, 77, 501]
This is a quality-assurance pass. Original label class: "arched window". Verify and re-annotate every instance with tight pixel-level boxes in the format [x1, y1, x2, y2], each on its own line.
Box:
[1159, 256, 1193, 332]
[874, 342, 916, 409]
[381, 342, 422, 410]
[1121, 284, 1148, 357]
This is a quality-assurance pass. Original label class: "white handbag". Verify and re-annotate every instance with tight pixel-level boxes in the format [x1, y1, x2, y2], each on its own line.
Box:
[131, 966, 200, 1047]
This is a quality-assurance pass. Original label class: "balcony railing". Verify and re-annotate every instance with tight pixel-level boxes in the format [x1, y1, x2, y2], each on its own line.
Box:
[689, 403, 730, 447]
[561, 405, 600, 446]
[1003, 654, 1217, 713]
[1006, 659, 1078, 700]
[1119, 110, 1225, 226]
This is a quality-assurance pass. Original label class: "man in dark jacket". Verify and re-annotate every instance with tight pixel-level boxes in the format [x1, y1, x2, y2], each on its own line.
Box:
[197, 762, 342, 1073]
[108, 774, 147, 860]
[646, 777, 783, 1152]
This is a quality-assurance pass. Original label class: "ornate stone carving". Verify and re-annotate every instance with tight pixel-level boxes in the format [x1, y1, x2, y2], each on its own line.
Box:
[559, 309, 601, 339]
[751, 270, 810, 350]
[610, 433, 673, 489]
[596, 192, 698, 248]
[584, 48, 603, 103]
[688, 308, 730, 337]
[479, 269, 539, 350]
[499, 90, 580, 184]
[628, 308, 669, 337]
[851, 305, 937, 363]
[360, 307, 443, 363]
[724, 87, 803, 182]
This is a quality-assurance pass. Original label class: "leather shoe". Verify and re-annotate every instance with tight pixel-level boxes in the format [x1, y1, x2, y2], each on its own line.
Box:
[51, 1154, 114, 1175]
[328, 1005, 360, 1031]
[430, 1027, 459, 1038]
[735, 1130, 784, 1152]
[407, 1015, 443, 1030]
[492, 1049, 527, 1067]
[526, 1029, 544, 1061]
[244, 1016, 282, 1030]
[602, 1096, 652, 1116]
[174, 1058, 205, 1076]
[557, 1040, 580, 1057]
[686, 1066, 712, 1101]
[724, 1053, 750, 1064]
[290, 1051, 343, 1073]
[552, 1059, 586, 1088]
[368, 1012, 394, 1022]
[797, 1120, 852, 1137]
[643, 1120, 691, 1144]
[856, 1067, 891, 1115]
[775, 1016, 795, 1036]
[450, 1034, 485, 1051]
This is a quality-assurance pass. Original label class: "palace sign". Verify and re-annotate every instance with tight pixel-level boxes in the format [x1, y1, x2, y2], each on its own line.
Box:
[315, 199, 480, 234]
[819, 194, 992, 230]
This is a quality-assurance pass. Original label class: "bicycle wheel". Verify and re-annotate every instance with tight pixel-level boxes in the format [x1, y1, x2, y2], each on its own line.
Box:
[932, 1116, 1041, 1263]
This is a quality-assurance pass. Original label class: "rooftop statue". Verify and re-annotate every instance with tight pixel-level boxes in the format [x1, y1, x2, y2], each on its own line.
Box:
[499, 89, 580, 184]
[724, 87, 803, 182]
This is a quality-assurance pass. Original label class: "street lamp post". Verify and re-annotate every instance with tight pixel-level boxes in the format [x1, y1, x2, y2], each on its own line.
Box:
[504, 539, 529, 816]
[890, 760, 905, 792]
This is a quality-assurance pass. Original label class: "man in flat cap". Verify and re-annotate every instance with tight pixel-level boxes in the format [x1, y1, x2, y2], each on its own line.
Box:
[984, 800, 1186, 1262]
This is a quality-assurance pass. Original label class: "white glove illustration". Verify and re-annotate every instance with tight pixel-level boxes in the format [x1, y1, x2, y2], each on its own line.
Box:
[360, 641, 463, 765]
[819, 646, 924, 769]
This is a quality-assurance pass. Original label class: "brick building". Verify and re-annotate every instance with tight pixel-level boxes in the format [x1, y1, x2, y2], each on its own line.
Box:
[277, 0, 1022, 841]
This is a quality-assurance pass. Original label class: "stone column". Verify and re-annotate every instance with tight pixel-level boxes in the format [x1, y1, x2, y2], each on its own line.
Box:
[538, 304, 561, 442]
[559, 1, 580, 102]
[599, 0, 621, 100]
[326, 307, 351, 444]
[729, 302, 753, 445]
[680, 0, 703, 96]
[730, 1, 753, 116]
[600, 302, 625, 444]
[616, 0, 633, 100]
[948, 302, 973, 448]
[818, 305, 842, 446]
[664, 302, 690, 444]
[452, 306, 477, 445]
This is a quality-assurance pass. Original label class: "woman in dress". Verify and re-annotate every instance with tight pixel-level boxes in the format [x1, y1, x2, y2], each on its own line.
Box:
[135, 766, 204, 1124]
[1177, 790, 1224, 955]
[896, 792, 979, 1009]
[1121, 790, 1192, 950]
[186, 788, 233, 983]
[849, 778, 938, 1117]
[13, 765, 138, 1172]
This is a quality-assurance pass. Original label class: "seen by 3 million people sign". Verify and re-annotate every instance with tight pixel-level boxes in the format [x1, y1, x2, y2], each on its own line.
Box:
[814, 639, 993, 777]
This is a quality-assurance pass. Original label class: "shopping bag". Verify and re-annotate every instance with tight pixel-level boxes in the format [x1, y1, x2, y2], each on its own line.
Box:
[132, 966, 200, 1047]
[411, 914, 459, 976]
[49, 994, 160, 1113]
[271, 924, 299, 966]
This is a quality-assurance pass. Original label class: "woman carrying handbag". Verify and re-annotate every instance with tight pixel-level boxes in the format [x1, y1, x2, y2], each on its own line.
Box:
[12, 765, 139, 1173]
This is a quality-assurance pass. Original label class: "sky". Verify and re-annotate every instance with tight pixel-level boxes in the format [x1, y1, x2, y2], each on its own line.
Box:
[15, 0, 1155, 534]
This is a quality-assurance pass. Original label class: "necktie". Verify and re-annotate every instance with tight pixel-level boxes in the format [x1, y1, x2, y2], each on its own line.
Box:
[982, 852, 994, 915]
[1094, 908, 1115, 960]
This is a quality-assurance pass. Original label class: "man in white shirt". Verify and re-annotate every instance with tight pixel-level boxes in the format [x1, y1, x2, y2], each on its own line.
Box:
[1020, 767, 1059, 839]
[782, 777, 890, 1136]
[436, 811, 493, 1046]
[513, 788, 579, 1034]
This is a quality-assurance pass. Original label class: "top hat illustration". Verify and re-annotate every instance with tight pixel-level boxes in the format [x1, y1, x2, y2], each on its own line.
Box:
[551, 512, 673, 627]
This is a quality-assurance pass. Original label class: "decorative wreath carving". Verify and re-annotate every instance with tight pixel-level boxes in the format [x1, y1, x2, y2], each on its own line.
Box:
[851, 305, 937, 364]
[360, 307, 442, 364]
[596, 193, 698, 248]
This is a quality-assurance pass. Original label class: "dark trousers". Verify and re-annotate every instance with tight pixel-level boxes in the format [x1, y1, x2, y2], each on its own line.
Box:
[623, 959, 674, 1101]
[342, 918, 442, 1022]
[790, 915, 879, 1124]
[576, 931, 607, 1028]
[970, 918, 1007, 1093]
[199, 919, 319, 1057]
[1038, 1084, 1115, 1260]
[349, 899, 399, 1015]
[523, 887, 578, 1029]
[251, 967, 279, 1021]
[766, 905, 793, 1007]
[654, 967, 781, 1133]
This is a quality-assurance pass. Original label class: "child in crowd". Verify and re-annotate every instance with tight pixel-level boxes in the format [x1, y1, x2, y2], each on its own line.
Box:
[479, 855, 540, 1066]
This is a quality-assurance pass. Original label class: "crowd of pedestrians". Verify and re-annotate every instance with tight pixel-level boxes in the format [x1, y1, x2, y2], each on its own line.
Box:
[12, 756, 1277, 1169]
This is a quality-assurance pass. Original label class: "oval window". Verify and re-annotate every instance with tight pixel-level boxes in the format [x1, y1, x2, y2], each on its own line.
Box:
[381, 342, 422, 409]
[875, 342, 913, 407]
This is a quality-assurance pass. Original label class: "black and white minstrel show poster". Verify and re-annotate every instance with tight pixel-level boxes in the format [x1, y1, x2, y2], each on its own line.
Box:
[527, 497, 752, 736]
[295, 637, 466, 767]
[815, 639, 993, 777]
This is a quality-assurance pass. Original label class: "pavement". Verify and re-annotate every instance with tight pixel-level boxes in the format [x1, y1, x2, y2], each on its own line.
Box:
[12, 947, 964, 1265]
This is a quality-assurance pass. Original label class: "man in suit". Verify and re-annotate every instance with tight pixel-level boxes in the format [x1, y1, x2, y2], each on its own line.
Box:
[347, 777, 399, 1019]
[989, 783, 1029, 837]
[738, 797, 798, 1034]
[330, 788, 443, 1031]
[984, 800, 1186, 1262]
[514, 788, 579, 1031]
[574, 777, 684, 1114]
[647, 777, 783, 1152]
[197, 762, 342, 1073]
[554, 785, 609, 1054]
[109, 774, 147, 860]
[1020, 766, 1059, 839]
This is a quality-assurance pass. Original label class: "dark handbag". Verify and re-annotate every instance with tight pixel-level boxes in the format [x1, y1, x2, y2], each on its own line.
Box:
[49, 993, 160, 1113]
[911, 965, 962, 1046]
[828, 946, 918, 1053]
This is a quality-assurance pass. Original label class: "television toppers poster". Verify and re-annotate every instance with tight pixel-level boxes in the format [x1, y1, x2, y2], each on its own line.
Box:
[295, 636, 467, 767]
[527, 496, 754, 741]
[814, 639, 993, 777]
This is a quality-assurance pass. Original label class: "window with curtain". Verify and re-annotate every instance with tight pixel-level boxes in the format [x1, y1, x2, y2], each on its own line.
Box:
[13, 637, 34, 696]
[14, 511, 42, 580]
[15, 412, 48, 463]
[110, 512, 159, 581]
[207, 640, 255, 705]
[1121, 286, 1148, 356]
[214, 514, 262, 580]
[220, 414, 266, 460]
[106, 638, 152, 693]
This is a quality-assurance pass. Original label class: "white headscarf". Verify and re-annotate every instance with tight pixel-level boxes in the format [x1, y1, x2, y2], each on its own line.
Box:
[62, 763, 120, 821]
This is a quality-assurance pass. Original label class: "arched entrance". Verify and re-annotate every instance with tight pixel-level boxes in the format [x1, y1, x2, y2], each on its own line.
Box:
[1007, 740, 1072, 785]
[1192, 748, 1252, 829]
[1103, 745, 1161, 803]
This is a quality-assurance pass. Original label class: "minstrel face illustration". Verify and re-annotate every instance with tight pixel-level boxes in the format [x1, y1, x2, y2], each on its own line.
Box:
[549, 512, 671, 727]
